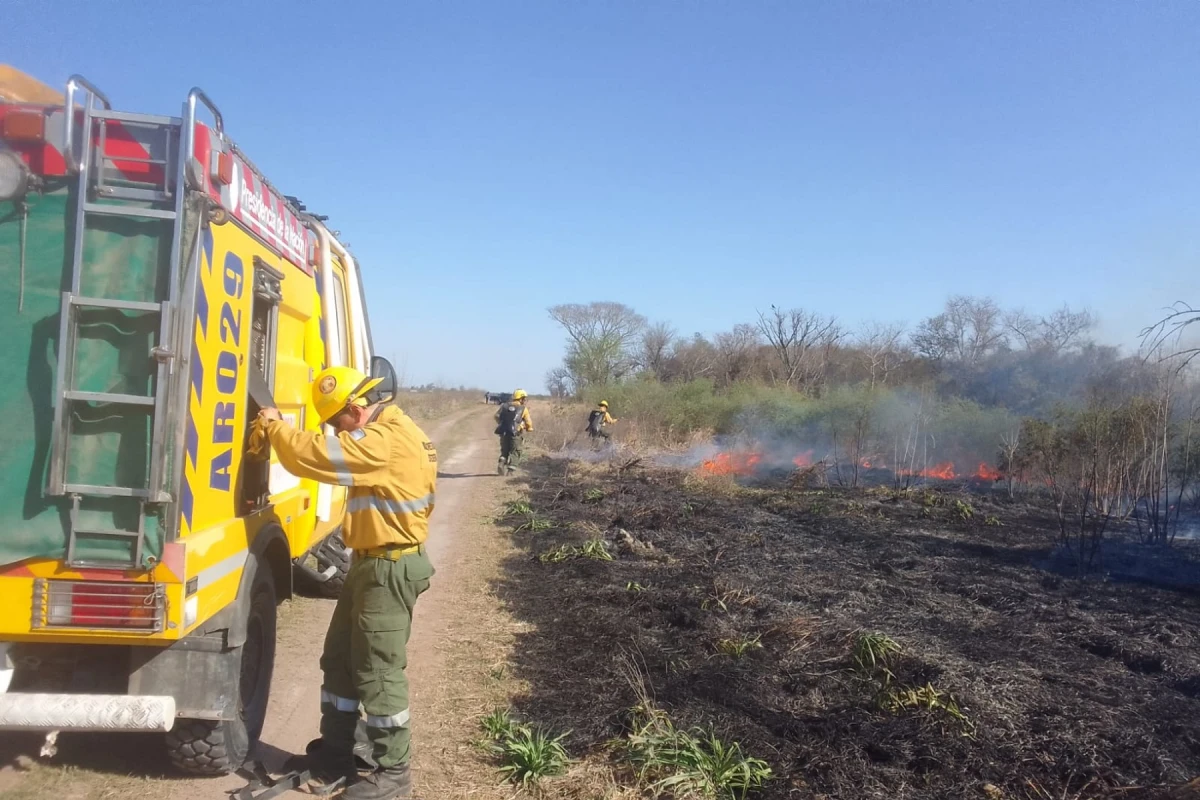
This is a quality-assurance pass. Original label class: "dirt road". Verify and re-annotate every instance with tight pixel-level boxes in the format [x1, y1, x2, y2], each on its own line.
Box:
[0, 403, 518, 800]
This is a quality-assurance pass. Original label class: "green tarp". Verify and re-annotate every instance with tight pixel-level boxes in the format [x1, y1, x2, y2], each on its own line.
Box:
[0, 182, 167, 567]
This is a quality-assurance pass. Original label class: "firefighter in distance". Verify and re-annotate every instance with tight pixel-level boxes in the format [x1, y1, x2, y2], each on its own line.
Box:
[255, 365, 436, 800]
[495, 389, 533, 475]
[587, 400, 618, 444]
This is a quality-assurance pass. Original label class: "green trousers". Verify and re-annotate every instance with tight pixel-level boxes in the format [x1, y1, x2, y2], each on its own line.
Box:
[499, 433, 524, 467]
[319, 550, 434, 768]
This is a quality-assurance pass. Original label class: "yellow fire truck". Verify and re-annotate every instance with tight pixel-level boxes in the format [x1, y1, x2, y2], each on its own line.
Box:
[0, 67, 391, 773]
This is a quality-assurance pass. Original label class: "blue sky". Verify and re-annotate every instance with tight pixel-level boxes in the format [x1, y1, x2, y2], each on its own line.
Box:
[8, 1, 1200, 391]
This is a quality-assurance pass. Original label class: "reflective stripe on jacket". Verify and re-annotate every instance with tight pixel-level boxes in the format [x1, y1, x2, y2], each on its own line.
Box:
[263, 405, 437, 549]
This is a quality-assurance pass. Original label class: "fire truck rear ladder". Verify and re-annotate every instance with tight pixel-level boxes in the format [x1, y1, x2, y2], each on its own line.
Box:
[45, 76, 201, 567]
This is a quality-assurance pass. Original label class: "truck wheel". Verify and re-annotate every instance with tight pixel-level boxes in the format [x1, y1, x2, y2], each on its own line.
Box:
[304, 530, 351, 599]
[166, 560, 277, 775]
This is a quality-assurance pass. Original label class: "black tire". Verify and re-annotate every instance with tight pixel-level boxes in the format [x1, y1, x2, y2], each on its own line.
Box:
[298, 530, 351, 598]
[166, 559, 277, 775]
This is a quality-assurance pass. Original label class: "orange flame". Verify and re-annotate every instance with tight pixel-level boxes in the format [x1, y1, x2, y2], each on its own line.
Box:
[701, 451, 763, 476]
[927, 462, 956, 480]
[792, 450, 814, 468]
[974, 462, 1002, 481]
[899, 462, 957, 480]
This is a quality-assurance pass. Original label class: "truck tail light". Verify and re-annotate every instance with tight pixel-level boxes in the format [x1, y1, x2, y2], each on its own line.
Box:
[2, 110, 46, 142]
[216, 151, 235, 185]
[33, 579, 166, 632]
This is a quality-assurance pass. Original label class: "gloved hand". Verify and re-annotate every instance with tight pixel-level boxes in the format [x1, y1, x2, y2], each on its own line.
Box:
[247, 415, 271, 461]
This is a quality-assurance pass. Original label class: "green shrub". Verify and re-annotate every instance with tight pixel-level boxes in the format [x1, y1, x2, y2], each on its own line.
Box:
[580, 538, 614, 561]
[497, 726, 570, 785]
[853, 632, 901, 679]
[716, 636, 763, 659]
[480, 708, 524, 742]
[624, 705, 772, 799]
[504, 500, 533, 516]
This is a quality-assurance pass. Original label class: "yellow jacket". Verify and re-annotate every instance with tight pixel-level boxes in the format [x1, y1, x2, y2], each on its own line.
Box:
[258, 405, 436, 549]
[494, 403, 533, 433]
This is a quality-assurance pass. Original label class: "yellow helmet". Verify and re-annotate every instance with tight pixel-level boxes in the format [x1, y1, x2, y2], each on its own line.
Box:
[599, 400, 608, 407]
[513, 389, 528, 401]
[312, 366, 383, 425]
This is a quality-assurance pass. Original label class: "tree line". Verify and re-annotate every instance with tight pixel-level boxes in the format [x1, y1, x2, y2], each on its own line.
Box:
[546, 298, 1200, 563]
[547, 296, 1113, 414]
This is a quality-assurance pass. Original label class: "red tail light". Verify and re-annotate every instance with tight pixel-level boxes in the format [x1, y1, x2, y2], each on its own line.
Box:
[33, 579, 165, 632]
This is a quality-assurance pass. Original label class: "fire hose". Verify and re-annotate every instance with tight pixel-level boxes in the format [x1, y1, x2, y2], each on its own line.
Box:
[233, 728, 377, 800]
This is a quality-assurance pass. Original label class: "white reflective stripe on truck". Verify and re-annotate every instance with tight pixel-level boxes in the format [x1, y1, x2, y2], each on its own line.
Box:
[194, 549, 248, 590]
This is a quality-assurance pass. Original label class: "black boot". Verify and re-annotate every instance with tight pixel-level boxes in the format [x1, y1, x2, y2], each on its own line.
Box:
[343, 763, 412, 800]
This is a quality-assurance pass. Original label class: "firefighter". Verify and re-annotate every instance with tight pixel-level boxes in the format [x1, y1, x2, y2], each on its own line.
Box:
[494, 389, 533, 475]
[255, 365, 436, 800]
[586, 400, 618, 443]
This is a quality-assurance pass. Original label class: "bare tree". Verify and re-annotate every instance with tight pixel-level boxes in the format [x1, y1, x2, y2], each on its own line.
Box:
[912, 296, 1007, 366]
[640, 321, 676, 378]
[664, 334, 717, 383]
[999, 425, 1021, 499]
[756, 306, 843, 390]
[1006, 305, 1095, 354]
[855, 321, 907, 388]
[1142, 302, 1200, 369]
[713, 324, 761, 386]
[1043, 306, 1095, 353]
[545, 366, 573, 398]
[548, 302, 647, 389]
[1017, 403, 1148, 573]
[1003, 309, 1041, 352]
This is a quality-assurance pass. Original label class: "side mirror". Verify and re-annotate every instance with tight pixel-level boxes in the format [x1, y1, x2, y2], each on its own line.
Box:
[366, 356, 397, 404]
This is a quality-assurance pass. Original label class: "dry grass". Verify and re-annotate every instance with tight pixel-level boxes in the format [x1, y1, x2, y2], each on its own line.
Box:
[394, 389, 483, 423]
[0, 757, 156, 800]
[531, 402, 592, 451]
[528, 401, 718, 458]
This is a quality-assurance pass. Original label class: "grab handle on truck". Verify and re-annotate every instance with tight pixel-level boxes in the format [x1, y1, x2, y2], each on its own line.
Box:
[63, 75, 111, 174]
[186, 87, 223, 135]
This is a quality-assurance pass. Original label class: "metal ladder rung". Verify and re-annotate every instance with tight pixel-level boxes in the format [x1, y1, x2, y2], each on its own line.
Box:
[69, 296, 163, 313]
[66, 491, 147, 568]
[62, 483, 167, 501]
[65, 390, 155, 407]
[100, 154, 168, 167]
[82, 202, 176, 221]
[90, 109, 181, 126]
[71, 527, 142, 540]
[96, 186, 173, 203]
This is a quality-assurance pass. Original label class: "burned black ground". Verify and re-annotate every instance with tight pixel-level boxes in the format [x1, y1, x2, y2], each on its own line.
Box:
[493, 455, 1200, 799]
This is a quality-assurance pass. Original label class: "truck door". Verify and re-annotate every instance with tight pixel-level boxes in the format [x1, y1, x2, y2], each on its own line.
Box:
[312, 255, 353, 525]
